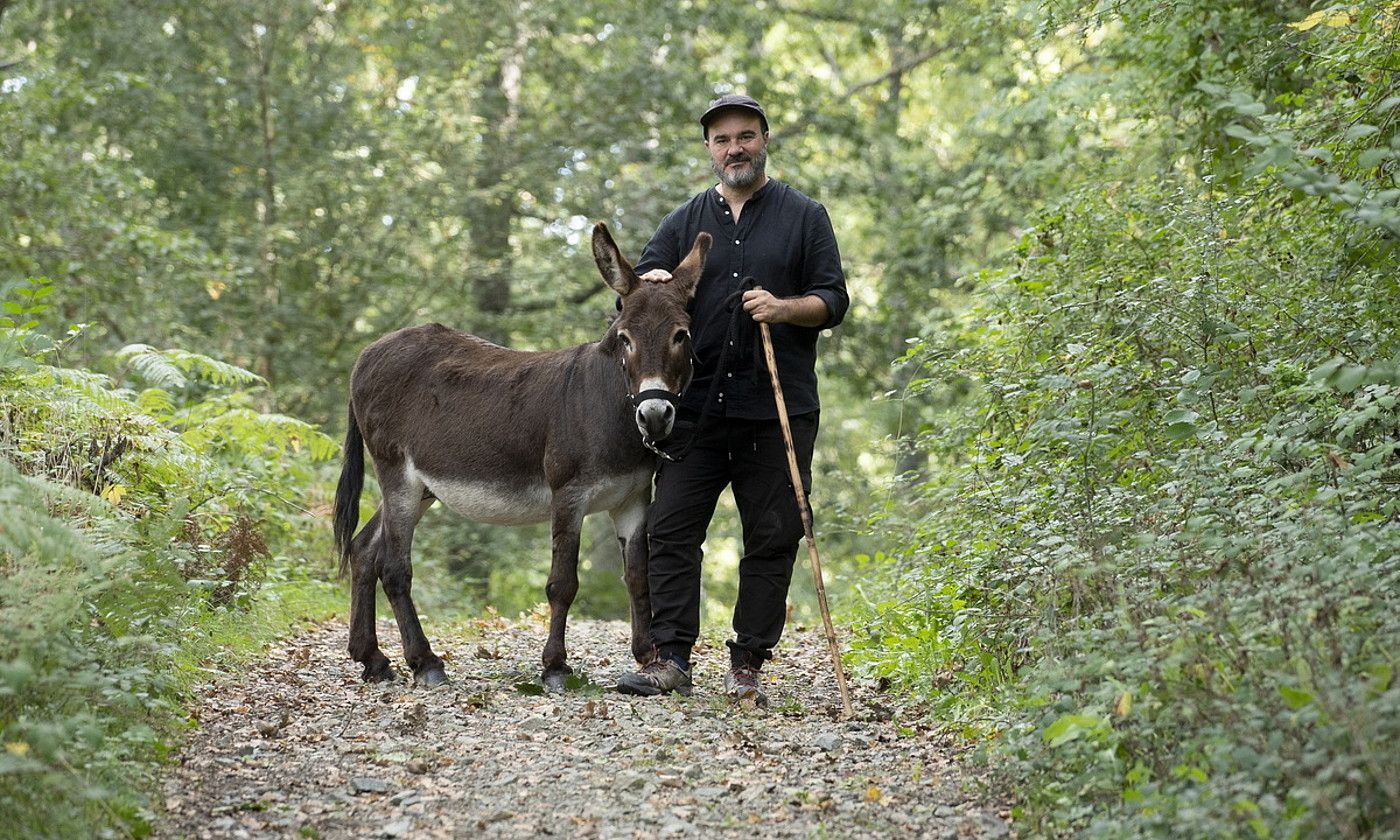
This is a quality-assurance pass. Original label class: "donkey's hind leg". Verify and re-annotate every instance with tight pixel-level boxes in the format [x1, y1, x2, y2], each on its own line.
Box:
[348, 507, 396, 682]
[378, 466, 446, 687]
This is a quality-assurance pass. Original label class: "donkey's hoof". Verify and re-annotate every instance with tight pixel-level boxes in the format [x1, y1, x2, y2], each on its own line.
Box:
[542, 670, 570, 694]
[414, 666, 448, 688]
[362, 659, 397, 683]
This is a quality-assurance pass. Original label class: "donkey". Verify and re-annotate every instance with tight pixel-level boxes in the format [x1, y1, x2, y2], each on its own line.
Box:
[333, 223, 710, 690]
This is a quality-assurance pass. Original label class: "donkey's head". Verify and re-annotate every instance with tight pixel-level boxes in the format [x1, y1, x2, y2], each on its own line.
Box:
[593, 222, 711, 447]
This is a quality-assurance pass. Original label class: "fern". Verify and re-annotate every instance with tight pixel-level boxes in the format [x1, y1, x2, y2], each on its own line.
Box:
[177, 406, 339, 461]
[115, 344, 265, 390]
[1, 282, 340, 837]
[135, 387, 177, 419]
[36, 364, 112, 391]
[114, 343, 187, 389]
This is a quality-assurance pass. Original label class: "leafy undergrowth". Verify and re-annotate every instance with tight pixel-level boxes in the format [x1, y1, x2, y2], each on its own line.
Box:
[850, 4, 1400, 838]
[0, 280, 341, 839]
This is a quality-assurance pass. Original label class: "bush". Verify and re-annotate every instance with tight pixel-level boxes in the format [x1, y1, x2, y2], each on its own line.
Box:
[850, 4, 1400, 834]
[0, 279, 338, 838]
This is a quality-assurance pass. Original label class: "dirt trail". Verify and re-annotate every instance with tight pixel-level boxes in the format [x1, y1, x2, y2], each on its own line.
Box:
[156, 616, 1012, 839]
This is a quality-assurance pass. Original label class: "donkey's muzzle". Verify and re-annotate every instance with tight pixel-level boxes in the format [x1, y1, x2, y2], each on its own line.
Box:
[631, 388, 678, 442]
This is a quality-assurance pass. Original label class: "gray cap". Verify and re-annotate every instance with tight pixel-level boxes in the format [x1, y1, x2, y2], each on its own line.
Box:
[699, 94, 769, 138]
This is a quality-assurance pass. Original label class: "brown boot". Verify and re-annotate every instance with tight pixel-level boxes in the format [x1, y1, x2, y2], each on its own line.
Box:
[723, 666, 768, 707]
[616, 660, 693, 697]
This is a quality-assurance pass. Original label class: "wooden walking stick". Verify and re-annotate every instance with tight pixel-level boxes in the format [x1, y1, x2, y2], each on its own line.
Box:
[757, 318, 855, 718]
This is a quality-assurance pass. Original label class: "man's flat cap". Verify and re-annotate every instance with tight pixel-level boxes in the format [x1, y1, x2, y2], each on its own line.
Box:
[700, 94, 769, 137]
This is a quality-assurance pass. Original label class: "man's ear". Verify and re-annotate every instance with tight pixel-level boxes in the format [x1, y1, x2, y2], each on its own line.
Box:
[593, 222, 638, 296]
[671, 232, 712, 300]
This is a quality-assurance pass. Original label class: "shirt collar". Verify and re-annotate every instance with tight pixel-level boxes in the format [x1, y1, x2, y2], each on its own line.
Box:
[711, 178, 776, 206]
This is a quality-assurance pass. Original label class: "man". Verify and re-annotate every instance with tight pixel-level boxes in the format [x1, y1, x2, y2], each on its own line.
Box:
[616, 94, 849, 706]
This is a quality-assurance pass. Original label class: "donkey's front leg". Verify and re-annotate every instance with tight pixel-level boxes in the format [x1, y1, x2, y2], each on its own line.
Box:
[378, 472, 446, 688]
[541, 500, 585, 693]
[611, 494, 654, 666]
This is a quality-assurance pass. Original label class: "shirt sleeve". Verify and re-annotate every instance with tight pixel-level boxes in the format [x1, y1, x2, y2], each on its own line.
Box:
[634, 208, 683, 276]
[801, 204, 849, 330]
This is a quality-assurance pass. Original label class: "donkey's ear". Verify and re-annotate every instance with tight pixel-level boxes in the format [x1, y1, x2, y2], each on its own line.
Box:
[671, 232, 712, 300]
[592, 222, 638, 296]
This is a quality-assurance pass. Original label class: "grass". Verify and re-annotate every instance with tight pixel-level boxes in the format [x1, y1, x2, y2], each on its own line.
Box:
[169, 574, 345, 689]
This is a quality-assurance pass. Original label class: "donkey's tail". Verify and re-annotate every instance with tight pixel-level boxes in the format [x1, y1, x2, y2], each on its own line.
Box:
[333, 400, 364, 579]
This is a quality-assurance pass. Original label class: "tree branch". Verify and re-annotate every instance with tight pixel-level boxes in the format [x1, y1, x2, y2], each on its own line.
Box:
[512, 280, 609, 312]
[767, 1, 879, 28]
[779, 41, 951, 141]
[818, 42, 846, 89]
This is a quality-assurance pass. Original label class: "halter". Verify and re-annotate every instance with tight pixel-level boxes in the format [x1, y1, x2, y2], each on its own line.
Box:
[628, 388, 682, 409]
[624, 278, 757, 463]
[626, 372, 690, 461]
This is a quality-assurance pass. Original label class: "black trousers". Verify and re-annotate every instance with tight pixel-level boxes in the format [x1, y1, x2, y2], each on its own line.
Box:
[647, 411, 818, 668]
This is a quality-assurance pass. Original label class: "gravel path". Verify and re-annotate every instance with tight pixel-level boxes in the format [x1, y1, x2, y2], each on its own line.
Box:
[156, 615, 1012, 839]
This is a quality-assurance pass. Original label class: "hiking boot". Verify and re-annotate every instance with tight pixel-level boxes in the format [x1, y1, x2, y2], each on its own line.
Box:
[723, 666, 768, 707]
[616, 659, 693, 697]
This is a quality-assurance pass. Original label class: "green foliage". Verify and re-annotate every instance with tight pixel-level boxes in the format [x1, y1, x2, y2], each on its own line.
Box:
[851, 2, 1400, 837]
[1, 0, 979, 621]
[0, 280, 338, 838]
[7, 0, 1397, 834]
[115, 343, 267, 391]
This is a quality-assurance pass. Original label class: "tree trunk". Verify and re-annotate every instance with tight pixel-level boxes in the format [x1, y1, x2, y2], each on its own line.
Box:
[880, 29, 932, 485]
[251, 15, 282, 386]
[465, 14, 528, 332]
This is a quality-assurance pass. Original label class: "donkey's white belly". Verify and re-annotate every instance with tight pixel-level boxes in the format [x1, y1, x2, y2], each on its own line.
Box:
[421, 474, 553, 525]
[581, 466, 655, 517]
[406, 459, 651, 526]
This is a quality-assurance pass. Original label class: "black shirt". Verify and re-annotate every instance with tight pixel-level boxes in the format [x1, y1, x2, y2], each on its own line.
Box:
[635, 179, 849, 420]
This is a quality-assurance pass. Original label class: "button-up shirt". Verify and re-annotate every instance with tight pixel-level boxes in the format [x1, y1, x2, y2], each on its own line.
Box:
[635, 179, 849, 420]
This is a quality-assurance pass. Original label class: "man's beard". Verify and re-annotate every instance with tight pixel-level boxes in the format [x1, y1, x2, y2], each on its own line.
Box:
[713, 147, 767, 189]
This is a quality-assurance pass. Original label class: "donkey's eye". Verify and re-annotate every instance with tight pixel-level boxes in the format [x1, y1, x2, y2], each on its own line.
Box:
[672, 329, 690, 346]
[619, 332, 634, 351]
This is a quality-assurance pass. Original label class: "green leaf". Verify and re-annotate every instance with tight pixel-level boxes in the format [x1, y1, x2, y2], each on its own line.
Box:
[1278, 685, 1313, 710]
[1331, 365, 1367, 393]
[1358, 148, 1392, 168]
[1164, 422, 1198, 440]
[1042, 713, 1108, 746]
[1310, 357, 1347, 383]
[1223, 123, 1263, 144]
[1343, 124, 1380, 142]
[0, 659, 37, 691]
[1245, 144, 1295, 179]
[563, 673, 604, 695]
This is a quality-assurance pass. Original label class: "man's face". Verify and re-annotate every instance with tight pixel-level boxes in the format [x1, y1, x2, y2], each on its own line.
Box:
[704, 111, 768, 190]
